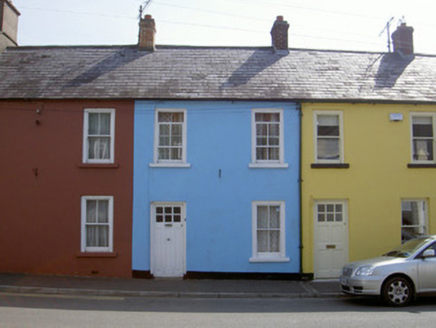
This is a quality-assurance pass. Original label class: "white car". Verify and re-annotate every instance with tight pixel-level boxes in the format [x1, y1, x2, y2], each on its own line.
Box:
[340, 236, 436, 306]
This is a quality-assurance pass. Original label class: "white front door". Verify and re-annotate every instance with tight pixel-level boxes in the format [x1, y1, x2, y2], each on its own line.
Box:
[314, 200, 348, 279]
[151, 203, 186, 277]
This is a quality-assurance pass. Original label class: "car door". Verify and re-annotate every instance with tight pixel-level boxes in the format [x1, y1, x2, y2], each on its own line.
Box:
[417, 242, 436, 292]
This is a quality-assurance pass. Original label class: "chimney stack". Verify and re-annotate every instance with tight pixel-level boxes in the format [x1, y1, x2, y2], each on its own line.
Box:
[270, 16, 289, 51]
[391, 22, 414, 56]
[138, 14, 156, 51]
[0, 0, 20, 52]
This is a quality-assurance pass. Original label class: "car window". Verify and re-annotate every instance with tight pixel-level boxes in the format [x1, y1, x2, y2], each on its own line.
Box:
[416, 242, 436, 258]
[383, 237, 434, 258]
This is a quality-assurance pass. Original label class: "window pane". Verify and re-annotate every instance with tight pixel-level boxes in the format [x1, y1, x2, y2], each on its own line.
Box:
[256, 148, 268, 160]
[318, 115, 339, 127]
[269, 124, 280, 137]
[269, 137, 280, 146]
[156, 215, 163, 222]
[318, 214, 326, 222]
[86, 200, 97, 223]
[88, 113, 99, 135]
[268, 148, 280, 160]
[270, 206, 280, 228]
[256, 124, 267, 137]
[256, 137, 268, 146]
[158, 148, 170, 160]
[170, 148, 182, 160]
[327, 213, 334, 222]
[99, 113, 111, 135]
[402, 201, 427, 242]
[317, 139, 340, 160]
[86, 225, 108, 247]
[413, 140, 433, 161]
[171, 112, 184, 122]
[335, 213, 343, 222]
[97, 200, 109, 223]
[257, 231, 268, 252]
[413, 117, 433, 137]
[257, 206, 268, 228]
[88, 137, 110, 160]
[269, 231, 280, 252]
[318, 125, 339, 137]
[158, 112, 172, 122]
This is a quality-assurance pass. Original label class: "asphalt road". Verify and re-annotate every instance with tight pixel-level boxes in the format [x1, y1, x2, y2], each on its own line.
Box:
[1, 293, 436, 328]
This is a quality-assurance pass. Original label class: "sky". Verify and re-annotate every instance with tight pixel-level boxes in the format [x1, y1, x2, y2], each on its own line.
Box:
[10, 0, 436, 54]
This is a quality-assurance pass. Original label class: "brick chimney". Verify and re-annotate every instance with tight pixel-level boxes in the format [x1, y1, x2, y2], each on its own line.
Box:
[270, 16, 289, 51]
[138, 14, 156, 51]
[0, 0, 20, 52]
[391, 23, 414, 56]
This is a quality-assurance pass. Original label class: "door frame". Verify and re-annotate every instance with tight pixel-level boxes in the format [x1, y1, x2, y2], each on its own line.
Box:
[150, 202, 187, 277]
[313, 199, 349, 279]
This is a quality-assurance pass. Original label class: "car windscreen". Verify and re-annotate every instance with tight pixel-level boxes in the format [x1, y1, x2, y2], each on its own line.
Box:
[383, 237, 433, 258]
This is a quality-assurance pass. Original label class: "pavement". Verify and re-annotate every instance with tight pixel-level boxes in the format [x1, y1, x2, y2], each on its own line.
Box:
[0, 273, 343, 299]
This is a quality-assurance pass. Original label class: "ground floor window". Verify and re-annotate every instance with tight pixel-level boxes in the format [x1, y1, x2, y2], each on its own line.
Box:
[250, 201, 289, 262]
[81, 196, 113, 252]
[401, 200, 427, 243]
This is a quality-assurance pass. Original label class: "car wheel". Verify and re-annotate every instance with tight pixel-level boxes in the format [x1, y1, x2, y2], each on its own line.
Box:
[382, 276, 413, 307]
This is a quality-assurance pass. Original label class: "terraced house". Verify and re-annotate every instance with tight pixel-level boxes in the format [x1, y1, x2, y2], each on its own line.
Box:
[1, 0, 436, 279]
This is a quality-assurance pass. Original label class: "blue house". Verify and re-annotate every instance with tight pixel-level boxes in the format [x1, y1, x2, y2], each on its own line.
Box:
[133, 100, 300, 277]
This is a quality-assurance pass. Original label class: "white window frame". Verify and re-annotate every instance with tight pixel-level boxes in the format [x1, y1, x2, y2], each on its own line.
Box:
[401, 199, 428, 242]
[82, 108, 115, 164]
[250, 201, 289, 262]
[150, 108, 190, 168]
[313, 111, 344, 164]
[81, 196, 114, 253]
[410, 113, 435, 164]
[250, 109, 287, 169]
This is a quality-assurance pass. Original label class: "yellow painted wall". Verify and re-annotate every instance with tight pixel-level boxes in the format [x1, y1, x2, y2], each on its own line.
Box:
[302, 103, 436, 275]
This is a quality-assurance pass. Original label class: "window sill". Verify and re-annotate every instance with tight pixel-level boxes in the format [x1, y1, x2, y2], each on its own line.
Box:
[249, 256, 290, 263]
[249, 163, 289, 169]
[311, 163, 350, 169]
[149, 163, 191, 168]
[76, 252, 118, 258]
[78, 163, 119, 169]
[408, 163, 436, 168]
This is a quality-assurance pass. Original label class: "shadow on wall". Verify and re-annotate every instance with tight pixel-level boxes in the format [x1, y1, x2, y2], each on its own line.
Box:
[63, 48, 149, 88]
[220, 49, 286, 89]
[374, 52, 414, 89]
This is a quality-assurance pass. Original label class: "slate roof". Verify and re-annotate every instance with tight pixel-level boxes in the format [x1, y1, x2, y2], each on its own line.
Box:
[1, 45, 436, 103]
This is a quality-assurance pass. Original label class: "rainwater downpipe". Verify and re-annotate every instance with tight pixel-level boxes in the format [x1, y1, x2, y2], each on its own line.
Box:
[297, 102, 304, 278]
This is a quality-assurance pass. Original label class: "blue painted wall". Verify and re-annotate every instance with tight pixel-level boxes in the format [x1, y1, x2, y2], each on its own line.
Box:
[133, 101, 300, 273]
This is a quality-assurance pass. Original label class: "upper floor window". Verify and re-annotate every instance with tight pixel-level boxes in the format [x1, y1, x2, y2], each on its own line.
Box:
[83, 109, 115, 163]
[250, 109, 287, 168]
[411, 115, 434, 163]
[81, 196, 114, 252]
[314, 111, 343, 163]
[152, 109, 188, 167]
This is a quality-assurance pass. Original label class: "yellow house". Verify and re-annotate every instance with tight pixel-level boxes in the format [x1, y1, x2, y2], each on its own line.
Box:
[302, 102, 436, 279]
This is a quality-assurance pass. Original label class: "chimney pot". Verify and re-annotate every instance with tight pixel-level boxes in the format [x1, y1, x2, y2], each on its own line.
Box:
[270, 15, 289, 51]
[392, 23, 414, 56]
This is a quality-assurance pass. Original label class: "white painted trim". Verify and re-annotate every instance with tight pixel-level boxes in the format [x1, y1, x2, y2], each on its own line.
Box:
[81, 196, 114, 253]
[149, 163, 191, 168]
[82, 108, 115, 164]
[251, 201, 287, 262]
[251, 109, 286, 166]
[410, 113, 436, 164]
[313, 110, 344, 164]
[153, 108, 188, 165]
[249, 163, 288, 169]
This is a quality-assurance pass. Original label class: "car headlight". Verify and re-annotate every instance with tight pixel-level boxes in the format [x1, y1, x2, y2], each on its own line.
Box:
[355, 266, 375, 276]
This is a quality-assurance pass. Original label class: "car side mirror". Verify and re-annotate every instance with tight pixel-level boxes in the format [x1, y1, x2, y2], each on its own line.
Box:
[422, 249, 436, 258]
